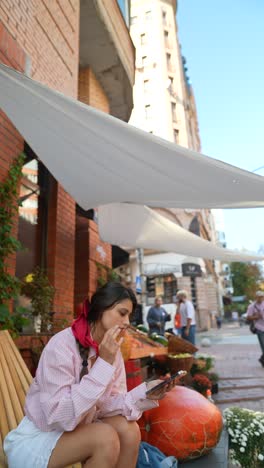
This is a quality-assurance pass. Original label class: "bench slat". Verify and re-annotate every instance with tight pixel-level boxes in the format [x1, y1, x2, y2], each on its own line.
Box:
[5, 331, 32, 385]
[0, 353, 18, 432]
[0, 344, 24, 424]
[2, 339, 30, 406]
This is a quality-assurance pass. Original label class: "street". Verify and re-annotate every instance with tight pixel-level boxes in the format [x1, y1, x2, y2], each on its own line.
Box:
[196, 323, 264, 412]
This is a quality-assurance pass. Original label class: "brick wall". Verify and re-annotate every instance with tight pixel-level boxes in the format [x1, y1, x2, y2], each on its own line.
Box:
[0, 2, 80, 322]
[76, 67, 112, 304]
[0, 21, 26, 278]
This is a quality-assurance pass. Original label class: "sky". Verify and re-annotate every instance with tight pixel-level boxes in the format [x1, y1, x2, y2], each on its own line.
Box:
[177, 0, 264, 252]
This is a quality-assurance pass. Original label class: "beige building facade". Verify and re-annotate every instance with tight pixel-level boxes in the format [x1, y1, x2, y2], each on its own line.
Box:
[124, 0, 219, 330]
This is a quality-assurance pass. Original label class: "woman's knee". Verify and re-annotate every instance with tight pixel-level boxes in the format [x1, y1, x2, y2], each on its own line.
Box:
[117, 418, 141, 447]
[95, 423, 120, 460]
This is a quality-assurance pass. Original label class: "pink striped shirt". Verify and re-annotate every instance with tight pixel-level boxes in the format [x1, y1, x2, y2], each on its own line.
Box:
[246, 301, 264, 332]
[25, 328, 157, 432]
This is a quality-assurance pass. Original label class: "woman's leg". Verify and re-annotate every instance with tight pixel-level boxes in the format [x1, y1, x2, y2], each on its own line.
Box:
[101, 416, 141, 468]
[48, 422, 120, 468]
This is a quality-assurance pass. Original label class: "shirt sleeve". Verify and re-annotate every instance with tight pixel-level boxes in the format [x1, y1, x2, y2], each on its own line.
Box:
[37, 341, 116, 431]
[246, 303, 255, 317]
[96, 352, 158, 421]
[186, 301, 195, 320]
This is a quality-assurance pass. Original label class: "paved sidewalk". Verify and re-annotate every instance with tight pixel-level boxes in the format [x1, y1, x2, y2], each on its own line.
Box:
[197, 325, 264, 413]
[196, 324, 264, 467]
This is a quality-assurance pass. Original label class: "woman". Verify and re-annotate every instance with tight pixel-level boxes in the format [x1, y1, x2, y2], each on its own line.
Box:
[4, 282, 181, 468]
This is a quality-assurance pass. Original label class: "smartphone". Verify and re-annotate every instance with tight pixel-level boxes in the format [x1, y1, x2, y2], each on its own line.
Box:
[145, 370, 187, 395]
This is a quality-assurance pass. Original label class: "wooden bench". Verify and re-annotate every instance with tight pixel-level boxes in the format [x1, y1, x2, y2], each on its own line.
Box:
[0, 330, 80, 468]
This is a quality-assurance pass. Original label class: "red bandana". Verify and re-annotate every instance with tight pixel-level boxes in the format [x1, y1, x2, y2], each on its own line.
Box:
[71, 299, 99, 355]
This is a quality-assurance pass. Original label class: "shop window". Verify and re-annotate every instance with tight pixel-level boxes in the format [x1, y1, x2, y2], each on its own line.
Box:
[146, 275, 177, 304]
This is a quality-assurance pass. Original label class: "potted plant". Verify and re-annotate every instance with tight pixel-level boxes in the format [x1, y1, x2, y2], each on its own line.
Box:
[207, 372, 219, 394]
[191, 373, 212, 396]
[21, 267, 55, 333]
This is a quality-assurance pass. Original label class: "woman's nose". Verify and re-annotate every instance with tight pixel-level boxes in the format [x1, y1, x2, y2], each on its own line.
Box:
[122, 316, 130, 326]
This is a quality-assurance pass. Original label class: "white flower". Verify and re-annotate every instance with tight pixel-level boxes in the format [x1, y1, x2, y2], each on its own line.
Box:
[258, 454, 264, 461]
[255, 431, 260, 436]
[240, 447, 245, 453]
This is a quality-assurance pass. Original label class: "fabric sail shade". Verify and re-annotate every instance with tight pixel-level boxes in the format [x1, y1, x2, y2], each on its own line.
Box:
[98, 203, 264, 262]
[0, 63, 264, 210]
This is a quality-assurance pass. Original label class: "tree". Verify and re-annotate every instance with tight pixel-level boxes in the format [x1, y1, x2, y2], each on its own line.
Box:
[230, 262, 263, 299]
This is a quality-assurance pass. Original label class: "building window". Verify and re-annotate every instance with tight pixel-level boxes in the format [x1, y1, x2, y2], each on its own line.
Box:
[168, 76, 174, 90]
[173, 129, 179, 143]
[142, 55, 148, 67]
[145, 10, 152, 21]
[166, 53, 172, 71]
[16, 154, 50, 279]
[140, 33, 147, 46]
[145, 104, 151, 119]
[171, 102, 177, 121]
[130, 16, 137, 25]
[162, 10, 167, 26]
[143, 79, 150, 93]
[164, 30, 169, 48]
[146, 275, 177, 305]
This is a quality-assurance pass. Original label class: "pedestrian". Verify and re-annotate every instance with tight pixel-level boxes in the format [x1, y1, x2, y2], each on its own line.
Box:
[216, 315, 222, 329]
[176, 290, 196, 345]
[246, 290, 264, 367]
[4, 282, 180, 468]
[147, 296, 171, 336]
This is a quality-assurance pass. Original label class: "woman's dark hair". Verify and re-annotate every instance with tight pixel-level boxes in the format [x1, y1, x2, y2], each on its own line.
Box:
[88, 282, 137, 324]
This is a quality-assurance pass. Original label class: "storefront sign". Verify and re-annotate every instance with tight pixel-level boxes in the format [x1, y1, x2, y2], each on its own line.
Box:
[182, 263, 202, 277]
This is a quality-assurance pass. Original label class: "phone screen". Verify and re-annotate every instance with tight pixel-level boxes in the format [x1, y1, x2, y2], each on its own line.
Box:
[145, 370, 187, 395]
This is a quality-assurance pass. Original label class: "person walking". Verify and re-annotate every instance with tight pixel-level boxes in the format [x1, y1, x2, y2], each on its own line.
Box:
[176, 290, 196, 345]
[246, 290, 264, 367]
[147, 296, 171, 336]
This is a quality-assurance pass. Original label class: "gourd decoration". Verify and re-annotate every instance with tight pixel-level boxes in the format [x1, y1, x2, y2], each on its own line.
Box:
[138, 386, 223, 461]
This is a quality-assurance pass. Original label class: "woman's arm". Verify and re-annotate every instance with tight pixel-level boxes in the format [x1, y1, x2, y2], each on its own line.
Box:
[96, 351, 158, 421]
[33, 339, 116, 431]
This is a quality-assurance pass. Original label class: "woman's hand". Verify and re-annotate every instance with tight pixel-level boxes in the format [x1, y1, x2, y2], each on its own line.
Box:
[99, 325, 125, 365]
[146, 373, 185, 400]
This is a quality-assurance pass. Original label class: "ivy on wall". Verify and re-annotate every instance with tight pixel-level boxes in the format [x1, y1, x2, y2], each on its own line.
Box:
[0, 152, 25, 304]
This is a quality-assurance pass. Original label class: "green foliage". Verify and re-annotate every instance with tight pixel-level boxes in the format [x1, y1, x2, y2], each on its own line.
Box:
[0, 153, 25, 303]
[95, 261, 120, 287]
[224, 407, 264, 467]
[190, 353, 214, 376]
[230, 262, 263, 300]
[0, 303, 30, 337]
[21, 267, 55, 332]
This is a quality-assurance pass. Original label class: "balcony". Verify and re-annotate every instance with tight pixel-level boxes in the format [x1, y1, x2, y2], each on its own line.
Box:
[79, 0, 135, 122]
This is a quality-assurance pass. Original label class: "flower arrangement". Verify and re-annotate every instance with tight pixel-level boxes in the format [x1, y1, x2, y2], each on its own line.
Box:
[191, 373, 212, 395]
[224, 407, 264, 468]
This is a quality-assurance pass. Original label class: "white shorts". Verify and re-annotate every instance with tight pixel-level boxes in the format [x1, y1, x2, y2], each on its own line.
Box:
[3, 416, 63, 468]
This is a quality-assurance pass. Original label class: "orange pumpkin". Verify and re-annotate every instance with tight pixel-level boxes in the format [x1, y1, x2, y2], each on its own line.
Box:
[138, 386, 223, 461]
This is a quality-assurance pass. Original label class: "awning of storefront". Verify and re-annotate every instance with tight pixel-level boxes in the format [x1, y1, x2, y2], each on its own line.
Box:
[0, 64, 264, 211]
[98, 203, 264, 262]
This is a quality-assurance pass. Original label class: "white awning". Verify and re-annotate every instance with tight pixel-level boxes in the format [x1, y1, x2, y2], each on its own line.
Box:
[0, 63, 264, 210]
[98, 203, 264, 262]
